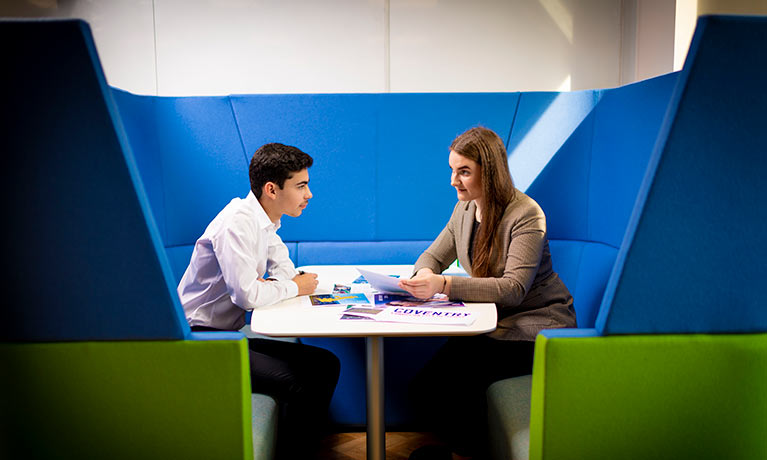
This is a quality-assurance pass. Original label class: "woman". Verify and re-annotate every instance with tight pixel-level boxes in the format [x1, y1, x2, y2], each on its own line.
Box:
[399, 127, 576, 460]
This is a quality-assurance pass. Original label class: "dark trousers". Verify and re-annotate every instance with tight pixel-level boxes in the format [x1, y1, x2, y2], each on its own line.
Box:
[192, 327, 340, 459]
[408, 335, 535, 457]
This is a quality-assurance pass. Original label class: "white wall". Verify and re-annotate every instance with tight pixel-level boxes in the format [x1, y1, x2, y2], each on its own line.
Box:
[674, 0, 767, 71]
[2, 0, 678, 96]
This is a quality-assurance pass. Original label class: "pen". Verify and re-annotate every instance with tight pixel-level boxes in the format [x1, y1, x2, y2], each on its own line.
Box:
[298, 270, 305, 275]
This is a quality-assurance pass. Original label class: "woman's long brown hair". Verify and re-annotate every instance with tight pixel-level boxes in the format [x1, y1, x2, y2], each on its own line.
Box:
[450, 127, 515, 277]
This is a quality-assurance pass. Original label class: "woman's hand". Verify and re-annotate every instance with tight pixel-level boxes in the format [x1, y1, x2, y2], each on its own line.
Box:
[398, 271, 447, 299]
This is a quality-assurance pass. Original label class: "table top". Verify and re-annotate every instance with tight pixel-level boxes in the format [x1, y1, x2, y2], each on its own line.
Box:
[250, 265, 497, 337]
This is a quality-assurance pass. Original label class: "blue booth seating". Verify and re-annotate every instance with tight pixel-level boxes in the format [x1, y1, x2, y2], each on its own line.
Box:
[487, 15, 767, 460]
[1, 20, 276, 460]
[5, 14, 726, 447]
[111, 68, 677, 426]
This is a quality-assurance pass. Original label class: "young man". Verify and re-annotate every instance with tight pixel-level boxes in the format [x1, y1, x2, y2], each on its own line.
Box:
[178, 142, 339, 459]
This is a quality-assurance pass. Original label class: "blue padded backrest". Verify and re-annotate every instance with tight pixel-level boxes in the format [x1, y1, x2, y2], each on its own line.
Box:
[598, 15, 767, 335]
[376, 93, 520, 240]
[589, 72, 679, 248]
[524, 73, 676, 246]
[524, 74, 677, 328]
[231, 93, 519, 245]
[112, 89, 167, 240]
[0, 19, 188, 341]
[509, 90, 600, 200]
[114, 91, 250, 248]
[517, 90, 600, 242]
[548, 241, 617, 328]
[231, 94, 379, 242]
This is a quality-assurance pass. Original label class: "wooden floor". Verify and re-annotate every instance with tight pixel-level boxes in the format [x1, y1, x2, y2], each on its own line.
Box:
[318, 431, 442, 460]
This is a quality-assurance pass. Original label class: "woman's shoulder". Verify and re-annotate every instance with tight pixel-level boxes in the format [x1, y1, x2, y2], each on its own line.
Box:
[505, 189, 544, 216]
[501, 190, 546, 230]
[449, 200, 474, 217]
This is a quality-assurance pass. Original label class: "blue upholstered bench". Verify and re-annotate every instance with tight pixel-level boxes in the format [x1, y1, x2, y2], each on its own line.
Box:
[3, 18, 685, 442]
[112, 69, 678, 426]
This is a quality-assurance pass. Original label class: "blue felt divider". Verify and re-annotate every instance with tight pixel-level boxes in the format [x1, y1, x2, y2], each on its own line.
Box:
[508, 90, 600, 193]
[524, 73, 678, 329]
[589, 72, 679, 248]
[548, 241, 617, 328]
[376, 93, 520, 240]
[524, 116, 594, 242]
[2, 19, 188, 341]
[114, 91, 251, 249]
[230, 94, 379, 242]
[112, 90, 167, 240]
[598, 15, 767, 335]
[157, 96, 251, 247]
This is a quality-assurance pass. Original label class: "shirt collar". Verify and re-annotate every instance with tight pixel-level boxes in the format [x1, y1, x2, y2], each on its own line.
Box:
[245, 191, 281, 231]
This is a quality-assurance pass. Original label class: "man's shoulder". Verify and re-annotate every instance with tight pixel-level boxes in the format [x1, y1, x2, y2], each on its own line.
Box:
[204, 197, 260, 238]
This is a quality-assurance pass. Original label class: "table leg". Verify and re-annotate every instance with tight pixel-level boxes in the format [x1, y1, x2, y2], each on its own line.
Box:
[366, 336, 385, 460]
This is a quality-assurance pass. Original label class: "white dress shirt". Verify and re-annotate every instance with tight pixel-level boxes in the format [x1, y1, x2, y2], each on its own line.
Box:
[178, 191, 299, 330]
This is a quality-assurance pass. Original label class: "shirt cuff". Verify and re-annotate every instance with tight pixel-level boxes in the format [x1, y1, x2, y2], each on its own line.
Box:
[286, 279, 299, 298]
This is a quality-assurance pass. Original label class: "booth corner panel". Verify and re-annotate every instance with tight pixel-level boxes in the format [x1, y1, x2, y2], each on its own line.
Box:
[2, 18, 276, 460]
[487, 15, 767, 460]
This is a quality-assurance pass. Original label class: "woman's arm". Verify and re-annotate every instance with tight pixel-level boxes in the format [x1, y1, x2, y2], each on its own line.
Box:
[399, 203, 461, 298]
[449, 202, 546, 307]
[413, 202, 461, 274]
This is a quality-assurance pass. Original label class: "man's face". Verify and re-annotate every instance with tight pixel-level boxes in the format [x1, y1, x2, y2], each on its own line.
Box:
[274, 168, 312, 218]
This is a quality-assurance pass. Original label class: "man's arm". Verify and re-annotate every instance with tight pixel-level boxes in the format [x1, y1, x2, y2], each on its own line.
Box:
[214, 226, 299, 309]
[265, 231, 318, 296]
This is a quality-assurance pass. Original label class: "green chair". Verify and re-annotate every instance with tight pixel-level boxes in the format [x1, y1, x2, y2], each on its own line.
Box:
[0, 19, 276, 460]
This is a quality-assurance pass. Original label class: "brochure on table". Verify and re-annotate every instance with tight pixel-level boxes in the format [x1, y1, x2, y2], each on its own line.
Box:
[325, 268, 477, 326]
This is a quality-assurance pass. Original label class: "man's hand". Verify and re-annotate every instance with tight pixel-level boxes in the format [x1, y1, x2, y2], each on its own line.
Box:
[293, 272, 319, 295]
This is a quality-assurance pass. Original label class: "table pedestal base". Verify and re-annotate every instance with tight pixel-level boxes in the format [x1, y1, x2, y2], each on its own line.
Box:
[366, 336, 385, 460]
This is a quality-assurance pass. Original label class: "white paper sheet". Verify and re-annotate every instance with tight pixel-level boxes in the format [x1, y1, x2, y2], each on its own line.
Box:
[356, 267, 409, 293]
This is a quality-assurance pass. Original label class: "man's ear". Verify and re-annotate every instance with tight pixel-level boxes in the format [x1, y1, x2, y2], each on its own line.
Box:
[262, 181, 278, 200]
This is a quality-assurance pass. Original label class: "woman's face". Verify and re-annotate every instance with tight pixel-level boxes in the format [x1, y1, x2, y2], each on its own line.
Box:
[449, 150, 482, 202]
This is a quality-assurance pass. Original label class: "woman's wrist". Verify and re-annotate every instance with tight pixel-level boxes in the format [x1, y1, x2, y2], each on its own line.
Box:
[440, 275, 447, 294]
[415, 267, 434, 277]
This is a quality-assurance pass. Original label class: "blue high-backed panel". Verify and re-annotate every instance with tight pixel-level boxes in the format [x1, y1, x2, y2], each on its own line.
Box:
[598, 15, 767, 335]
[165, 246, 195, 283]
[524, 117, 594, 242]
[589, 72, 678, 248]
[516, 91, 599, 242]
[112, 89, 167, 241]
[111, 91, 250, 248]
[230, 94, 378, 242]
[1, 19, 188, 341]
[508, 90, 599, 193]
[156, 96, 250, 247]
[376, 93, 520, 241]
[547, 241, 616, 328]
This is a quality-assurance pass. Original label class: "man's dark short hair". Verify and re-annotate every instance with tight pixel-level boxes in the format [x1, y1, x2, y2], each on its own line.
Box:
[249, 143, 313, 198]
